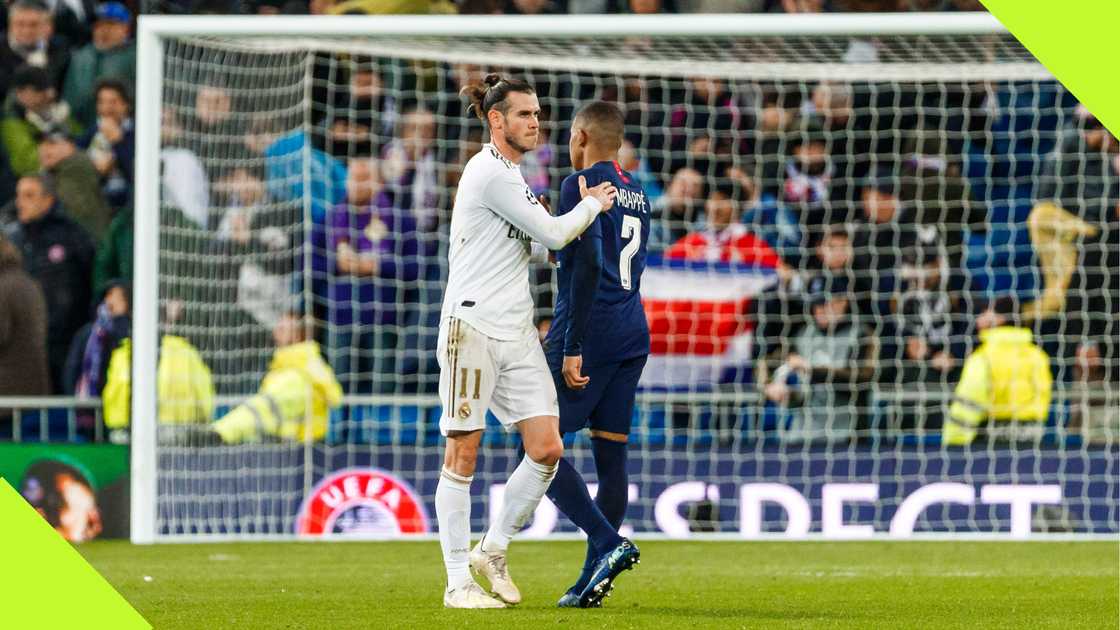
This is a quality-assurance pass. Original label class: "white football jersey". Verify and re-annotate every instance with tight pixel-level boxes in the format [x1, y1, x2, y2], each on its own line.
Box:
[441, 144, 602, 341]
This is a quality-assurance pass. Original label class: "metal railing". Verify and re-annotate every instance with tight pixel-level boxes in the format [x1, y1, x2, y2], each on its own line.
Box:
[0, 397, 106, 443]
[1, 387, 1114, 444]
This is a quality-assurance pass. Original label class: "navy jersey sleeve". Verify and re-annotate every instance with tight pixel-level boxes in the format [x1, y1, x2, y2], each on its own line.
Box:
[560, 174, 604, 357]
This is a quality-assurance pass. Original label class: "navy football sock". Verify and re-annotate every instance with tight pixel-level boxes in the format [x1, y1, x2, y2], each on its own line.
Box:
[572, 437, 631, 590]
[591, 437, 629, 531]
[547, 456, 624, 561]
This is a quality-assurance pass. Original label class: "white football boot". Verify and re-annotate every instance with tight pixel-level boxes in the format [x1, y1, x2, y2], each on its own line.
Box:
[443, 579, 506, 609]
[469, 537, 521, 604]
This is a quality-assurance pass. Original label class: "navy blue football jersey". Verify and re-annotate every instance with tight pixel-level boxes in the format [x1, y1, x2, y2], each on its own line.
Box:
[545, 160, 651, 368]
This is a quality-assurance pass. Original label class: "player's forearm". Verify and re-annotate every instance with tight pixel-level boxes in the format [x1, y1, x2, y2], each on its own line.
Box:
[488, 177, 602, 250]
[524, 197, 602, 250]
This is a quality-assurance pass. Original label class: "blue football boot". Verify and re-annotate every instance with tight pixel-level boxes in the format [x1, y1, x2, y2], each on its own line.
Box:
[577, 539, 640, 608]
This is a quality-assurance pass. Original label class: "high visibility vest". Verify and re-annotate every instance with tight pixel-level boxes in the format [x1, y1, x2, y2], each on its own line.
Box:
[946, 326, 1052, 446]
[212, 341, 342, 444]
[102, 336, 215, 429]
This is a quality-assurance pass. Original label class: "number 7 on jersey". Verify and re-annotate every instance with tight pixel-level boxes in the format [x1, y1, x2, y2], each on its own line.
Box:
[619, 215, 642, 291]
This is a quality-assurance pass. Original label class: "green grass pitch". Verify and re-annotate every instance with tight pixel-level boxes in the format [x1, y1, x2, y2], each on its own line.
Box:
[81, 540, 1118, 629]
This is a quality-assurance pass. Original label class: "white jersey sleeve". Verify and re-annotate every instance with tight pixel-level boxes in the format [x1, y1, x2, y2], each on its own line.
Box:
[441, 144, 593, 341]
[482, 170, 602, 250]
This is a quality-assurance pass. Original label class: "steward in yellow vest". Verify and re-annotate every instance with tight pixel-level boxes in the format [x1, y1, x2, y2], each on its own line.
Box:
[946, 299, 1052, 446]
[102, 335, 215, 430]
[212, 312, 342, 444]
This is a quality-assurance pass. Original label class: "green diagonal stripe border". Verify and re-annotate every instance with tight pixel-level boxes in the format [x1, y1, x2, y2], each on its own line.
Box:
[982, 0, 1120, 135]
[0, 477, 149, 629]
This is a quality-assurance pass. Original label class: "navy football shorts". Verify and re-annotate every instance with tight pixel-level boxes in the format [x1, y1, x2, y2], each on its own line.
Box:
[551, 354, 648, 436]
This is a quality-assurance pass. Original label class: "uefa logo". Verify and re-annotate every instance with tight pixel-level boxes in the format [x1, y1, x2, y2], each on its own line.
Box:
[296, 468, 430, 538]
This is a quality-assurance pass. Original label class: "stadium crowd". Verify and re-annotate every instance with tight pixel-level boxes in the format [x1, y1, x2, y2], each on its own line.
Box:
[0, 0, 1116, 447]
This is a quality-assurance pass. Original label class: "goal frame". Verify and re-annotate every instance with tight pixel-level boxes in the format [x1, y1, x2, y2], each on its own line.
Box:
[133, 12, 1026, 544]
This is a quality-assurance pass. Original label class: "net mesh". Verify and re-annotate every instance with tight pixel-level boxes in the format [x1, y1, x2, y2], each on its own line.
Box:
[151, 29, 1117, 538]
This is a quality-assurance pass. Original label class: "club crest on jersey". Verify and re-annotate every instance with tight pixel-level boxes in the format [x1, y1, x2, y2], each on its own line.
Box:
[458, 402, 472, 419]
[296, 468, 429, 537]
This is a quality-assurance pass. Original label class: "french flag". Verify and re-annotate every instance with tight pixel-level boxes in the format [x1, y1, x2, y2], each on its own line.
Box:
[640, 257, 778, 389]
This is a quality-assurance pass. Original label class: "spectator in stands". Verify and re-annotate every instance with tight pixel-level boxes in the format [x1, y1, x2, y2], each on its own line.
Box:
[803, 81, 873, 202]
[382, 105, 439, 232]
[752, 85, 799, 193]
[898, 129, 985, 291]
[946, 297, 1052, 446]
[0, 0, 71, 97]
[849, 167, 912, 317]
[161, 107, 210, 228]
[650, 166, 704, 252]
[264, 106, 346, 225]
[1, 65, 83, 176]
[0, 232, 50, 397]
[617, 138, 663, 204]
[77, 78, 134, 209]
[1024, 105, 1119, 326]
[211, 166, 294, 333]
[665, 182, 782, 268]
[326, 156, 420, 394]
[62, 279, 130, 397]
[37, 131, 113, 241]
[7, 174, 95, 393]
[761, 274, 877, 443]
[1069, 341, 1119, 444]
[345, 55, 396, 147]
[737, 162, 802, 267]
[668, 76, 740, 172]
[92, 205, 132, 304]
[209, 310, 341, 444]
[884, 247, 966, 430]
[751, 224, 854, 376]
[61, 2, 136, 129]
[780, 122, 837, 229]
[189, 84, 244, 183]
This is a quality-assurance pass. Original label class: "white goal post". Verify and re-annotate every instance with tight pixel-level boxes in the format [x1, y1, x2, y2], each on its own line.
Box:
[131, 13, 1117, 544]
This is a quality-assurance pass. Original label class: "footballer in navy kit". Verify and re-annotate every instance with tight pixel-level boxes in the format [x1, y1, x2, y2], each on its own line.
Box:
[543, 101, 651, 608]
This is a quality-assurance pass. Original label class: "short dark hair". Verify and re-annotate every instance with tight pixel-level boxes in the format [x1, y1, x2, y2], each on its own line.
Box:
[460, 73, 535, 125]
[573, 100, 625, 151]
[94, 77, 132, 107]
[11, 65, 53, 92]
[10, 0, 50, 14]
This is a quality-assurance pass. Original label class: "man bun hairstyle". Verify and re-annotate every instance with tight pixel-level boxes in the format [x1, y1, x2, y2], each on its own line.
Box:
[574, 100, 625, 151]
[460, 73, 535, 124]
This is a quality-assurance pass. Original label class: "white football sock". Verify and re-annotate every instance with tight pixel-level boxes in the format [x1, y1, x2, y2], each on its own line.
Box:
[483, 455, 558, 553]
[436, 467, 473, 588]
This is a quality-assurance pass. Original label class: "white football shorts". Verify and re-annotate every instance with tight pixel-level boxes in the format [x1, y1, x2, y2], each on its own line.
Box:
[437, 316, 559, 436]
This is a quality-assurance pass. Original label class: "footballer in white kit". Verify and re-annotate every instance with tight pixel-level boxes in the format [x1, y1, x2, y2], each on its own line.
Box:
[434, 74, 617, 610]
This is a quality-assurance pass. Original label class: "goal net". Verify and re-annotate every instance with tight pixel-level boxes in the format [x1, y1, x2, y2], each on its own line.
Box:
[132, 14, 1118, 542]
